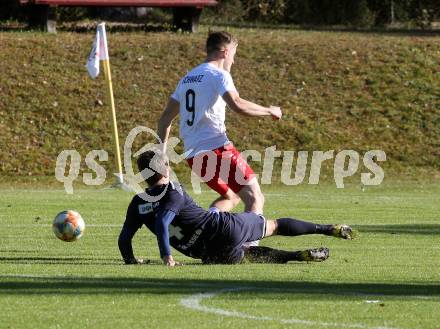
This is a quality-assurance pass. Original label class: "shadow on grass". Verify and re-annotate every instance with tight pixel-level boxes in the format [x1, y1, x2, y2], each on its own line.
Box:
[0, 249, 43, 253]
[0, 275, 439, 299]
[0, 23, 174, 33]
[0, 256, 201, 266]
[354, 224, 440, 235]
[209, 21, 440, 36]
[2, 21, 439, 36]
[0, 256, 121, 265]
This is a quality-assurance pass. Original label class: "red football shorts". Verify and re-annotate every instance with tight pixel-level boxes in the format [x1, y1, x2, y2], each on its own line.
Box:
[187, 144, 255, 196]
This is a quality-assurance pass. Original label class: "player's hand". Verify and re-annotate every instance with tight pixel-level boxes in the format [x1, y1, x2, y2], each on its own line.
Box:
[162, 255, 182, 267]
[269, 106, 282, 120]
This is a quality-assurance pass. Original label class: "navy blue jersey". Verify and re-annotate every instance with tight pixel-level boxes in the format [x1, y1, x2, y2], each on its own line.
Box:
[118, 181, 266, 264]
[120, 182, 220, 259]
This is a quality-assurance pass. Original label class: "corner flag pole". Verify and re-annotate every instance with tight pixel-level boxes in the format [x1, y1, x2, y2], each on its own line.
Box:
[103, 60, 124, 185]
[101, 55, 123, 185]
[87, 23, 124, 185]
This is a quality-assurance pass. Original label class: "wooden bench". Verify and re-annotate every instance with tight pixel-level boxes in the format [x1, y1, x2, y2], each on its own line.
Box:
[18, 0, 218, 32]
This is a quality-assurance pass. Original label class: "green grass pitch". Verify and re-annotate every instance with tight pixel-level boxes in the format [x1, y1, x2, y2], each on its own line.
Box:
[1, 183, 439, 329]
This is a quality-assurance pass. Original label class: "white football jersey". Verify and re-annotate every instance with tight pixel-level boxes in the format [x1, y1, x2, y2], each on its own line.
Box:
[171, 63, 237, 158]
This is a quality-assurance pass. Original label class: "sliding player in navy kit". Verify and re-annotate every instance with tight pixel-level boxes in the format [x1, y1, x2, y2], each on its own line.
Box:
[118, 150, 353, 266]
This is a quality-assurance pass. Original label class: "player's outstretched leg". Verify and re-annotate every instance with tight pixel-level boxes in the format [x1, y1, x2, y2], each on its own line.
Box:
[244, 246, 329, 263]
[273, 218, 354, 240]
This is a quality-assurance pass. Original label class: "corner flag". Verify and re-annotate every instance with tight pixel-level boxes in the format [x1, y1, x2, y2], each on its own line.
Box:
[86, 23, 124, 186]
[86, 24, 108, 78]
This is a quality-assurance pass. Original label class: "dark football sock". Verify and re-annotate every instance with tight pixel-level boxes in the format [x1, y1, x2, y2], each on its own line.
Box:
[316, 223, 334, 236]
[276, 218, 333, 236]
[245, 246, 303, 264]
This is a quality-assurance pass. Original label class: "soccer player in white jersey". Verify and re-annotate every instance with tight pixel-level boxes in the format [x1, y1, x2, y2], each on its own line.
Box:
[157, 31, 282, 216]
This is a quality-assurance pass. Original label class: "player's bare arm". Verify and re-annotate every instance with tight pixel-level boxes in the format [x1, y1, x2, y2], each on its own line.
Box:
[223, 90, 282, 120]
[157, 97, 180, 151]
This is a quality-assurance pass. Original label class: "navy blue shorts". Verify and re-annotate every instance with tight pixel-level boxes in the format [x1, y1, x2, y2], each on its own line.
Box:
[202, 212, 266, 264]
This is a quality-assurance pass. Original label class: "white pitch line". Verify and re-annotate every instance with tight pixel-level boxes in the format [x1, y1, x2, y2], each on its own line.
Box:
[180, 288, 407, 329]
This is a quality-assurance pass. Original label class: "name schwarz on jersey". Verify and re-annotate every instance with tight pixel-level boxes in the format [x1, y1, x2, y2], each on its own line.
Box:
[183, 75, 204, 84]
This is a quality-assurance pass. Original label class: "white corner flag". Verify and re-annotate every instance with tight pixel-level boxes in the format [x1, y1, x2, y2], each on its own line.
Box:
[86, 23, 109, 78]
[86, 23, 124, 187]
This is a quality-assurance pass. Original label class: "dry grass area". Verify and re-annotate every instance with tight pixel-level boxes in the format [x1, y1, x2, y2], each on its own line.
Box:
[0, 27, 439, 179]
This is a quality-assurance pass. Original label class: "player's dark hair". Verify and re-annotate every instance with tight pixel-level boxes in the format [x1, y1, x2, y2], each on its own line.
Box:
[206, 31, 237, 54]
[136, 150, 168, 186]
